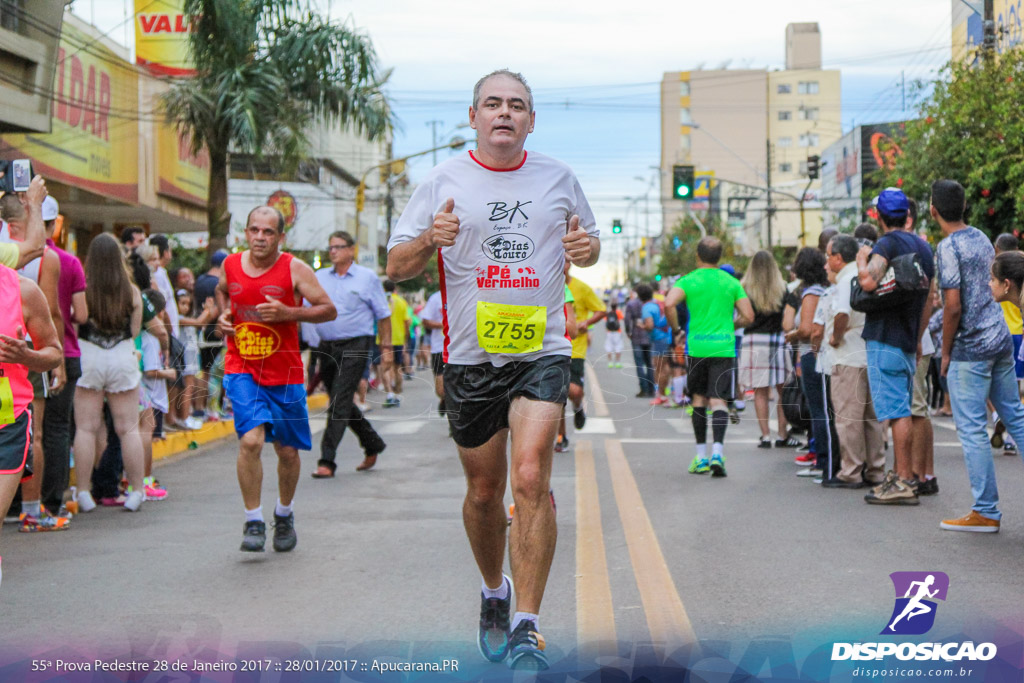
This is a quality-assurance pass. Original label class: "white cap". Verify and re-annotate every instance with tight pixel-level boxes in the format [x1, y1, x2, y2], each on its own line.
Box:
[41, 196, 59, 221]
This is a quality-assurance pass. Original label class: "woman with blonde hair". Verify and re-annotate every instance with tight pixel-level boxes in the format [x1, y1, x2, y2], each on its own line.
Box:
[739, 250, 800, 449]
[73, 233, 146, 512]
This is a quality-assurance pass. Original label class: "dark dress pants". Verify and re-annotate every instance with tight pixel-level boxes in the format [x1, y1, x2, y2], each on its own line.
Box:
[42, 357, 81, 512]
[317, 336, 386, 474]
[799, 352, 840, 478]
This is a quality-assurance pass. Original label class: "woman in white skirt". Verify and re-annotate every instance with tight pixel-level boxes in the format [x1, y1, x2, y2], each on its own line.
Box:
[739, 251, 801, 449]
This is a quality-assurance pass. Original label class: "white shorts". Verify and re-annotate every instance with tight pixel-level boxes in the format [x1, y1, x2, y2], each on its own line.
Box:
[604, 331, 624, 354]
[79, 339, 142, 394]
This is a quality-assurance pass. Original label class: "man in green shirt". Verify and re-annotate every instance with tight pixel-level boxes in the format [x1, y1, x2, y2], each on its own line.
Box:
[665, 237, 753, 477]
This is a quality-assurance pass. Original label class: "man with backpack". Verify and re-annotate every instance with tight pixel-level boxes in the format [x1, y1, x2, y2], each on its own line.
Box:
[604, 302, 624, 368]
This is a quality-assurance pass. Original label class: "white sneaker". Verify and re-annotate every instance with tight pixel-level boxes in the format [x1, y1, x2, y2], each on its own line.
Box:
[184, 416, 204, 430]
[123, 489, 144, 512]
[796, 467, 823, 478]
[77, 490, 97, 513]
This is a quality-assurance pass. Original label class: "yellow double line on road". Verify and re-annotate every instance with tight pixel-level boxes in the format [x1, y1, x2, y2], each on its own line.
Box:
[574, 362, 696, 655]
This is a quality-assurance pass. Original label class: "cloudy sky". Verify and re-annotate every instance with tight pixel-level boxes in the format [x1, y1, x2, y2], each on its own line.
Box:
[78, 0, 954, 284]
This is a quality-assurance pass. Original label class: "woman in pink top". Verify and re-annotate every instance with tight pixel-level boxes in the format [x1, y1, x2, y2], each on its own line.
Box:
[0, 264, 63, 587]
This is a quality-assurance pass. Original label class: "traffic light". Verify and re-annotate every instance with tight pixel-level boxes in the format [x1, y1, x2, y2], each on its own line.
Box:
[612, 219, 622, 234]
[806, 155, 820, 180]
[672, 164, 695, 199]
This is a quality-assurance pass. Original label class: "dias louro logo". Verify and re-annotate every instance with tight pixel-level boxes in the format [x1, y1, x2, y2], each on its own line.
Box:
[831, 572, 997, 662]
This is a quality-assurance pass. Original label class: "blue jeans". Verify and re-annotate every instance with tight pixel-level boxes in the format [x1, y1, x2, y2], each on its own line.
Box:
[947, 355, 1024, 520]
[632, 343, 655, 394]
[799, 352, 839, 475]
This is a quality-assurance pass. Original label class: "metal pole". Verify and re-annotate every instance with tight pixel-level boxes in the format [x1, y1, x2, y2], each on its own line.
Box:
[983, 0, 996, 57]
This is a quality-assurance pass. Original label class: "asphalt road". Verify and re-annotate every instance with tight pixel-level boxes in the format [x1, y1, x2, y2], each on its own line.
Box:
[3, 327, 1024, 679]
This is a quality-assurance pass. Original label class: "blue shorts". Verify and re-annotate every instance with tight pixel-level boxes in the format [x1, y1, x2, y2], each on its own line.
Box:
[1013, 334, 1023, 379]
[866, 340, 915, 421]
[651, 338, 670, 357]
[223, 374, 312, 450]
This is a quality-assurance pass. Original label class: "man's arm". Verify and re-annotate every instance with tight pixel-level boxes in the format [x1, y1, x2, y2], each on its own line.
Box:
[0, 277, 62, 373]
[830, 313, 849, 347]
[13, 176, 47, 269]
[388, 197, 458, 282]
[71, 290, 88, 324]
[422, 318, 443, 331]
[665, 287, 685, 342]
[940, 287, 961, 377]
[856, 244, 888, 292]
[734, 297, 754, 329]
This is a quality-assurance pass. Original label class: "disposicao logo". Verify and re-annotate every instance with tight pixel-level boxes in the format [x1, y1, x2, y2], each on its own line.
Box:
[831, 572, 997, 662]
[882, 571, 948, 635]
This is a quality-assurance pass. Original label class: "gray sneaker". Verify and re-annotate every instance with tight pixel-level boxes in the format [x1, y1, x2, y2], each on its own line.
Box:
[272, 513, 297, 552]
[864, 476, 919, 505]
[240, 520, 266, 552]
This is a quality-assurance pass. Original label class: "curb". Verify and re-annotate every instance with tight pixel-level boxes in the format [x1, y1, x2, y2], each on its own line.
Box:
[152, 393, 330, 461]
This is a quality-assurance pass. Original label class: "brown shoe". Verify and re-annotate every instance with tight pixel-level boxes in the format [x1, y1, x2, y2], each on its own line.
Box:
[356, 454, 378, 471]
[311, 465, 335, 479]
[940, 510, 1000, 533]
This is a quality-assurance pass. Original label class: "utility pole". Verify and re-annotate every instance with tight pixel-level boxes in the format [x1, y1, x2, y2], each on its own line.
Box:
[426, 120, 443, 165]
[765, 139, 773, 249]
[983, 0, 997, 58]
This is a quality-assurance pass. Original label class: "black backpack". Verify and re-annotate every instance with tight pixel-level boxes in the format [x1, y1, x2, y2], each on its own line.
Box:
[605, 314, 620, 332]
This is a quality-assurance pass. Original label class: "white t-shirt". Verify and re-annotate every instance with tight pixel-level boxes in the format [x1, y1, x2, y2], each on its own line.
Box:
[830, 261, 868, 368]
[154, 266, 180, 337]
[421, 290, 444, 352]
[141, 330, 169, 414]
[388, 151, 598, 366]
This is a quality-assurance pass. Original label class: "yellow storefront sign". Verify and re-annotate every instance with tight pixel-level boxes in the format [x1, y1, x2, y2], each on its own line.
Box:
[1, 22, 139, 203]
[158, 124, 209, 206]
[135, 0, 195, 76]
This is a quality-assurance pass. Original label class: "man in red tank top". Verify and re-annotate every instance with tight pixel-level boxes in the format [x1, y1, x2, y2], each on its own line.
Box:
[0, 265, 63, 587]
[216, 206, 336, 553]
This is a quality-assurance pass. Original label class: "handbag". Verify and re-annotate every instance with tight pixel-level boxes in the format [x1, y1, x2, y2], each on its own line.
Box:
[850, 252, 929, 313]
[781, 373, 811, 432]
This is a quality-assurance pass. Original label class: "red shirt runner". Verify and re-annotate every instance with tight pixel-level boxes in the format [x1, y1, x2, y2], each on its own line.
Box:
[223, 252, 304, 386]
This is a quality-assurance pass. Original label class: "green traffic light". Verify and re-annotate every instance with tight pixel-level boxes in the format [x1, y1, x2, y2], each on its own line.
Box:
[677, 186, 690, 198]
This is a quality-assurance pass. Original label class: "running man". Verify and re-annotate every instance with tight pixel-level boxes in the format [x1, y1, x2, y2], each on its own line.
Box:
[559, 263, 605, 451]
[665, 237, 754, 477]
[0, 257, 63, 586]
[217, 206, 336, 553]
[386, 70, 599, 670]
[887, 575, 939, 632]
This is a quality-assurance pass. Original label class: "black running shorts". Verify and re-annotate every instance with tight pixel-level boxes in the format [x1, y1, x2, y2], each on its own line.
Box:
[685, 356, 734, 401]
[444, 355, 570, 449]
[431, 352, 444, 377]
[569, 358, 585, 388]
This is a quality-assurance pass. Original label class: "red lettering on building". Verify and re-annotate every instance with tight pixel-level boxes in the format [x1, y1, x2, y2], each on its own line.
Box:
[138, 14, 190, 34]
[82, 64, 97, 135]
[51, 49, 111, 141]
[98, 72, 109, 141]
[67, 56, 83, 128]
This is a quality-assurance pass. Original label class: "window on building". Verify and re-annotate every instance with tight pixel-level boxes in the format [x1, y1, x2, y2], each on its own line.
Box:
[0, 0, 25, 32]
[779, 163, 793, 173]
[799, 133, 820, 147]
[680, 81, 690, 97]
[777, 83, 792, 94]
[778, 111, 792, 121]
[778, 137, 793, 148]
[679, 108, 692, 125]
[798, 81, 820, 95]
[798, 107, 820, 121]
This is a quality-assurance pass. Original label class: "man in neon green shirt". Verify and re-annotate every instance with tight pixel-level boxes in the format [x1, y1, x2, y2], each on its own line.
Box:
[665, 237, 753, 477]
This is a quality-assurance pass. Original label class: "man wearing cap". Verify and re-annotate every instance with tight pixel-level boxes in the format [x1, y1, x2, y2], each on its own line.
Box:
[40, 197, 89, 518]
[856, 188, 935, 505]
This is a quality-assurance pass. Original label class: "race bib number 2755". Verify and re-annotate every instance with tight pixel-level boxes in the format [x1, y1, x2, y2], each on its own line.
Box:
[476, 302, 546, 355]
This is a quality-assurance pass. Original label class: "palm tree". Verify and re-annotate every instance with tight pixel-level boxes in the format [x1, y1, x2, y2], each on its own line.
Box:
[162, 0, 392, 252]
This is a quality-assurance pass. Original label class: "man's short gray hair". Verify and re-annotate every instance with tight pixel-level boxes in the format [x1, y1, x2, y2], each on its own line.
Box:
[473, 69, 534, 112]
[829, 234, 859, 264]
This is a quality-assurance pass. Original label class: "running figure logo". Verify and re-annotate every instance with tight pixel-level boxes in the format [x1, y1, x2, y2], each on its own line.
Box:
[882, 571, 949, 635]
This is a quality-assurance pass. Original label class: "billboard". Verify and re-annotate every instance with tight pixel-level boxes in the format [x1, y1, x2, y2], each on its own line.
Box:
[136, 0, 196, 76]
[1, 22, 139, 204]
[157, 124, 209, 206]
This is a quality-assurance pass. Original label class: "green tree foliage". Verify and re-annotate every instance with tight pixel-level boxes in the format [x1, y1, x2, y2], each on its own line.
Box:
[162, 0, 392, 253]
[656, 213, 749, 279]
[879, 49, 1024, 237]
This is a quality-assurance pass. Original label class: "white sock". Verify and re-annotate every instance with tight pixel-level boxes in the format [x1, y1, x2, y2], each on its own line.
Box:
[482, 576, 510, 600]
[696, 443, 707, 459]
[712, 442, 724, 457]
[992, 411, 1000, 423]
[387, 392, 396, 400]
[275, 499, 293, 517]
[22, 500, 41, 517]
[672, 376, 685, 403]
[1006, 433, 1016, 447]
[245, 506, 263, 523]
[512, 612, 539, 632]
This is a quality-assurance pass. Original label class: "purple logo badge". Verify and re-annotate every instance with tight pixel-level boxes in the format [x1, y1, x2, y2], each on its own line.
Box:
[881, 572, 949, 635]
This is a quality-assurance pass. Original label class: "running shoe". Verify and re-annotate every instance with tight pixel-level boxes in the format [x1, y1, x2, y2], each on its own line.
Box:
[477, 575, 513, 662]
[775, 436, 804, 449]
[608, 362, 614, 368]
[240, 520, 267, 552]
[729, 407, 740, 424]
[794, 452, 816, 466]
[649, 396, 668, 406]
[615, 362, 623, 368]
[688, 456, 710, 474]
[123, 489, 144, 512]
[144, 483, 168, 501]
[18, 512, 70, 532]
[383, 395, 401, 408]
[554, 435, 570, 453]
[506, 619, 548, 671]
[709, 454, 727, 477]
[184, 416, 204, 431]
[573, 407, 586, 430]
[1004, 442, 1018, 456]
[758, 437, 773, 449]
[272, 512, 297, 552]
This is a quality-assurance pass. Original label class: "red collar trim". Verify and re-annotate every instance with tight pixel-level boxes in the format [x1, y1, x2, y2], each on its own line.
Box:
[469, 150, 527, 172]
